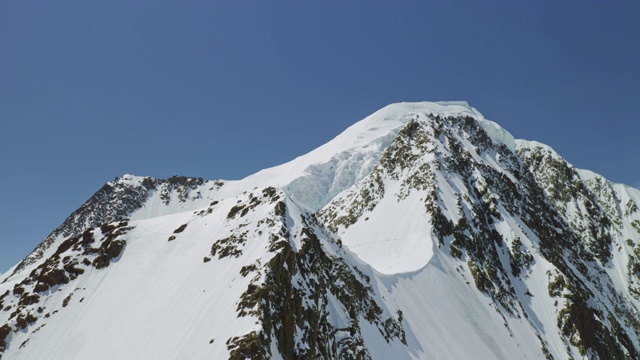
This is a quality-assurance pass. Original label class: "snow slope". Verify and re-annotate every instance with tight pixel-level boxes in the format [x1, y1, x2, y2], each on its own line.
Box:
[222, 101, 515, 212]
[2, 101, 640, 359]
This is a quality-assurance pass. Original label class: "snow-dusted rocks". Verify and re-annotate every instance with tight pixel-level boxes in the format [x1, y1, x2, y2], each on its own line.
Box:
[2, 101, 640, 359]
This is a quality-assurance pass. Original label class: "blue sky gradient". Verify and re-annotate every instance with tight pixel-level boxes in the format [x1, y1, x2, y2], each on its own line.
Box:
[1, 1, 639, 271]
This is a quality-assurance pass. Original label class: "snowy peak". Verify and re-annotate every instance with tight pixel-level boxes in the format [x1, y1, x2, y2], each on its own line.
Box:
[2, 101, 640, 359]
[319, 112, 519, 274]
[320, 111, 640, 358]
[8, 174, 225, 280]
[236, 101, 516, 212]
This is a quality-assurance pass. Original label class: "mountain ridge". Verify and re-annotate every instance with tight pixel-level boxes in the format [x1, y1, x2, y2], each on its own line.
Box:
[2, 101, 640, 359]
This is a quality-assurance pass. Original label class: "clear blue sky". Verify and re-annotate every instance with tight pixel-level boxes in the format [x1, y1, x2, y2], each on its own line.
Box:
[1, 1, 639, 272]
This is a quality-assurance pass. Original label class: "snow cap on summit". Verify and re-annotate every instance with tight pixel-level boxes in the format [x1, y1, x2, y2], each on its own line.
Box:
[375, 101, 516, 151]
[236, 101, 518, 212]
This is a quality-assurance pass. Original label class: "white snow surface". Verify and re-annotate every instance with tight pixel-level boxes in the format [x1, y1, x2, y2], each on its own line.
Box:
[3, 101, 639, 360]
[336, 184, 435, 274]
[0, 189, 549, 359]
[216, 101, 516, 212]
[2, 194, 272, 359]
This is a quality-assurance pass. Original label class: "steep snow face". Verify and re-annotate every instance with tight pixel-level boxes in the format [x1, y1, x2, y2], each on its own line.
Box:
[436, 101, 516, 151]
[517, 139, 640, 299]
[11, 101, 514, 278]
[4, 101, 640, 360]
[227, 101, 516, 212]
[12, 101, 514, 281]
[326, 185, 435, 274]
[322, 114, 640, 359]
[319, 110, 518, 275]
[0, 187, 406, 359]
[319, 115, 439, 274]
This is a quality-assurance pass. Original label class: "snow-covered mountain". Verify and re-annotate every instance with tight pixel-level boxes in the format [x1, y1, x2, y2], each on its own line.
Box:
[2, 101, 640, 359]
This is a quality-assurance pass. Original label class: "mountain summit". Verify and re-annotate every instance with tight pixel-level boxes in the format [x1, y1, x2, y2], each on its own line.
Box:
[2, 102, 640, 359]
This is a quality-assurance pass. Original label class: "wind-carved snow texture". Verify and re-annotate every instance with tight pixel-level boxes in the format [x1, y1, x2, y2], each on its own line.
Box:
[2, 101, 640, 359]
[284, 135, 394, 212]
[255, 101, 513, 213]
